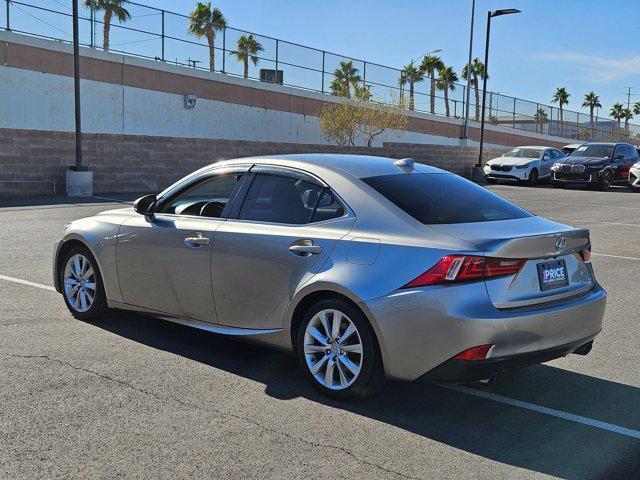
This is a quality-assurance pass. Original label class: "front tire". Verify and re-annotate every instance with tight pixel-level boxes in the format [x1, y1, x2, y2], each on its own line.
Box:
[599, 171, 612, 191]
[297, 299, 385, 399]
[552, 181, 565, 189]
[527, 168, 539, 187]
[60, 245, 108, 321]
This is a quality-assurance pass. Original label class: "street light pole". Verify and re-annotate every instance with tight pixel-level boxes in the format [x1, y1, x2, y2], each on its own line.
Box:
[72, 0, 82, 169]
[476, 8, 521, 169]
[462, 0, 475, 139]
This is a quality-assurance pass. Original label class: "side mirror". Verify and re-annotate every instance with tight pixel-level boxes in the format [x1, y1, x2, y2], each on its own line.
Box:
[133, 194, 157, 217]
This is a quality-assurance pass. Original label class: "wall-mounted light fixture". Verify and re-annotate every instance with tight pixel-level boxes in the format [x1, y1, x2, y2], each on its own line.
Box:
[184, 94, 198, 109]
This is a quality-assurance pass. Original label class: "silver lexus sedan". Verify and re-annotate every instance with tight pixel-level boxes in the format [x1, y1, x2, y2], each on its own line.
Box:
[53, 154, 606, 398]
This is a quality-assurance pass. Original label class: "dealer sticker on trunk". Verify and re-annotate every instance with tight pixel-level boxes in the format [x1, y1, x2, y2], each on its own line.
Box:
[537, 260, 569, 291]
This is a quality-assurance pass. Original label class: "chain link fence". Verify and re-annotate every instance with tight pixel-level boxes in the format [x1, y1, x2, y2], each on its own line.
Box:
[4, 0, 640, 144]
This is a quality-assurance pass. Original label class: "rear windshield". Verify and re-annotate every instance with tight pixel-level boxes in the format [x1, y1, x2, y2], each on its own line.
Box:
[362, 173, 532, 224]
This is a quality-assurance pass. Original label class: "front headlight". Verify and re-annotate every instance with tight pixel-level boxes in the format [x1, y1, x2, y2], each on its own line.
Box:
[515, 163, 530, 169]
[551, 164, 561, 172]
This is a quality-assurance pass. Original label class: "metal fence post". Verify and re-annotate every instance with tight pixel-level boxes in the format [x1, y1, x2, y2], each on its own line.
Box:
[89, 4, 93, 47]
[363, 61, 366, 86]
[161, 10, 165, 61]
[6, 0, 10, 31]
[321, 51, 325, 93]
[221, 26, 226, 73]
[275, 39, 279, 82]
[512, 97, 516, 129]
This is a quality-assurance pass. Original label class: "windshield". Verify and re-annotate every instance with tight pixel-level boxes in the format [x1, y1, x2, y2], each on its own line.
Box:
[571, 144, 614, 159]
[362, 173, 532, 224]
[503, 148, 542, 159]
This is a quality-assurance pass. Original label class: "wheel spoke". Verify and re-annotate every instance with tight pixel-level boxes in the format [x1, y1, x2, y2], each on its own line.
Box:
[84, 282, 96, 291]
[341, 343, 362, 354]
[338, 354, 360, 376]
[304, 343, 326, 354]
[64, 278, 78, 286]
[310, 354, 329, 375]
[318, 311, 332, 339]
[72, 257, 82, 278]
[308, 326, 329, 346]
[336, 360, 349, 388]
[338, 323, 357, 344]
[331, 311, 341, 339]
[78, 290, 87, 310]
[83, 267, 94, 280]
[84, 289, 94, 304]
[323, 359, 335, 387]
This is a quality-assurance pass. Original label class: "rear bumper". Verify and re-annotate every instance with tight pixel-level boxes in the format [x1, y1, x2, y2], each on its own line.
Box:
[420, 334, 597, 383]
[363, 282, 606, 381]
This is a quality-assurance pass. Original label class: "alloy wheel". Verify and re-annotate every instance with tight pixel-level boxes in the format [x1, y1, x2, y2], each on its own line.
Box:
[63, 254, 97, 313]
[303, 309, 364, 390]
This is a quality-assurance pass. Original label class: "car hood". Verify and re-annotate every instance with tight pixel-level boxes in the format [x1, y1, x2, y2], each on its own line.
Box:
[558, 156, 609, 166]
[488, 156, 538, 166]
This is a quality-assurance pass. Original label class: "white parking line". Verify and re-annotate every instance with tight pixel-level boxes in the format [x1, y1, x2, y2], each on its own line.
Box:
[547, 217, 640, 228]
[446, 385, 640, 440]
[0, 274, 56, 291]
[3, 272, 640, 440]
[591, 253, 640, 261]
[513, 199, 640, 210]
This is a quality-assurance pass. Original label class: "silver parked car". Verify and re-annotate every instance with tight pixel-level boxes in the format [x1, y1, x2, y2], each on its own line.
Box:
[53, 155, 606, 398]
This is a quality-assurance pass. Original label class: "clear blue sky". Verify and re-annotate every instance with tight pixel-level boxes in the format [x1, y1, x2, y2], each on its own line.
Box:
[9, 0, 640, 117]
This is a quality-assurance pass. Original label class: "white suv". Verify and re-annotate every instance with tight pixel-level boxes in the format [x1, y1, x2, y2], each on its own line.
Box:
[484, 146, 564, 186]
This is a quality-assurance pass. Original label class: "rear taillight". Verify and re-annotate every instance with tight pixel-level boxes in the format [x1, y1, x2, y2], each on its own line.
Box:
[580, 247, 591, 262]
[402, 255, 525, 288]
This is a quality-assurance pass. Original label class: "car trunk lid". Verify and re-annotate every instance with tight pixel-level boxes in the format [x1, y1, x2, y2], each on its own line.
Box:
[429, 216, 594, 308]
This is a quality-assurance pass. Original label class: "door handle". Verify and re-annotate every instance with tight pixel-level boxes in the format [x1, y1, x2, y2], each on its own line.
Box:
[289, 243, 323, 256]
[184, 233, 211, 247]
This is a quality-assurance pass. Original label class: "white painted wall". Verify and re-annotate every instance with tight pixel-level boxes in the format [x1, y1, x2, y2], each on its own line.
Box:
[0, 32, 572, 148]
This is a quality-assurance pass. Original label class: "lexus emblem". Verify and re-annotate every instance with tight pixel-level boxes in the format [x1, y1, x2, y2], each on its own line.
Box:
[555, 236, 567, 252]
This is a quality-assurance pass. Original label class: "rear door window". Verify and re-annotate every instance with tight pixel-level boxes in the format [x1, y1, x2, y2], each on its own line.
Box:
[362, 173, 532, 224]
[239, 174, 324, 224]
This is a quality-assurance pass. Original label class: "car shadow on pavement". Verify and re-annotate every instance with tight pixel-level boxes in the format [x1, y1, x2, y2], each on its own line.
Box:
[93, 311, 640, 480]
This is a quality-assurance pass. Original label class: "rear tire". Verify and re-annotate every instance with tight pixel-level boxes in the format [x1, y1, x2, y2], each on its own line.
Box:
[297, 299, 385, 399]
[60, 245, 108, 321]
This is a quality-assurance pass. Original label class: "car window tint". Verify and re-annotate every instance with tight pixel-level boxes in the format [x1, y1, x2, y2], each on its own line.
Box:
[311, 190, 346, 222]
[362, 173, 532, 225]
[162, 174, 242, 217]
[239, 174, 323, 224]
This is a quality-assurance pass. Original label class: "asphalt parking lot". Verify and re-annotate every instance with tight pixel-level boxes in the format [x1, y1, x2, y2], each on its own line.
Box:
[1, 184, 639, 479]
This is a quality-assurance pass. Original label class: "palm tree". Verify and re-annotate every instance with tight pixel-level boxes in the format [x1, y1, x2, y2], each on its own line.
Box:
[420, 55, 444, 114]
[610, 102, 624, 133]
[398, 70, 408, 107]
[329, 61, 361, 98]
[84, 0, 131, 54]
[633, 101, 640, 117]
[187, 2, 227, 72]
[581, 91, 601, 140]
[401, 62, 424, 111]
[551, 87, 570, 136]
[534, 108, 548, 134]
[230, 34, 264, 79]
[436, 66, 458, 117]
[461, 58, 486, 121]
[621, 108, 633, 136]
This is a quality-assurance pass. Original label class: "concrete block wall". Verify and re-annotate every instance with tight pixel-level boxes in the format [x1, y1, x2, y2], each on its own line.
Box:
[0, 128, 510, 197]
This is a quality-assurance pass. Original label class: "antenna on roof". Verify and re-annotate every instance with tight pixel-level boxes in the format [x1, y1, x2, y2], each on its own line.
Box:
[394, 158, 415, 170]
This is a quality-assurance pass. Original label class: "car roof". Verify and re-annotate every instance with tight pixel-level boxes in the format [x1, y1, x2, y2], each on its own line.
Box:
[511, 145, 549, 149]
[205, 153, 447, 179]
